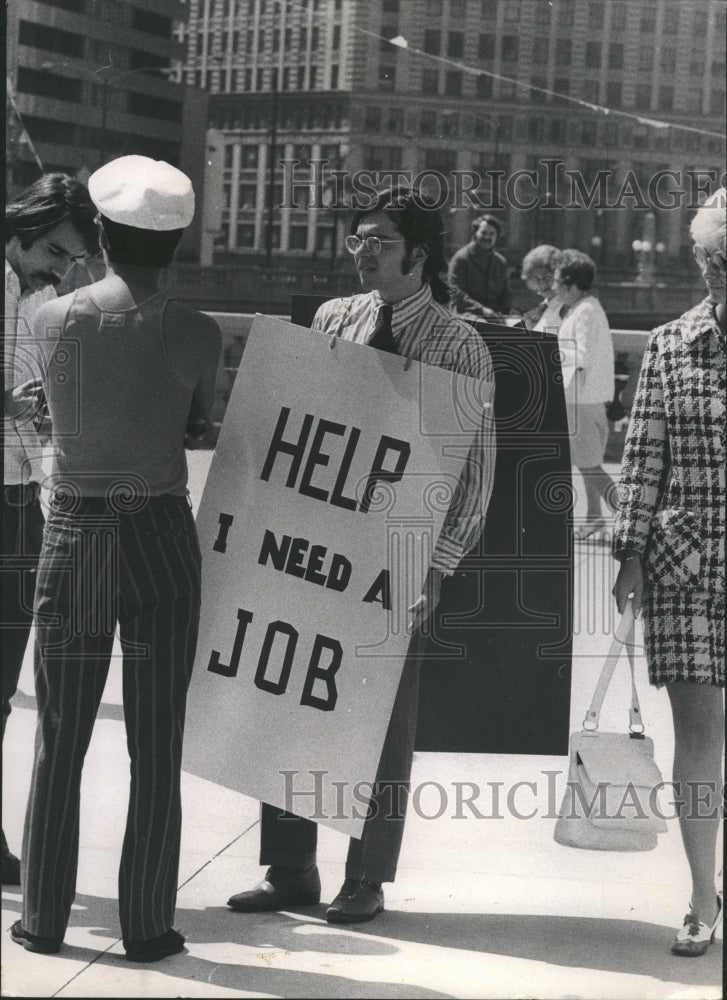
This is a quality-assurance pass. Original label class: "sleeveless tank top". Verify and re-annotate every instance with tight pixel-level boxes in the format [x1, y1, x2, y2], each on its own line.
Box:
[46, 287, 192, 497]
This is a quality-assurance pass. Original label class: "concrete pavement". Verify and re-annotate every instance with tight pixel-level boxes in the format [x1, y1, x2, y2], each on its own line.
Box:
[2, 457, 722, 999]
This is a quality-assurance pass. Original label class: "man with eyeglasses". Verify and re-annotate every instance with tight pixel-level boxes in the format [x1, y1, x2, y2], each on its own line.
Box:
[3, 174, 97, 885]
[227, 186, 496, 925]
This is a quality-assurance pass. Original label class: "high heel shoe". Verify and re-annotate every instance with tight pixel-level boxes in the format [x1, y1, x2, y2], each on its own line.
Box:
[671, 894, 723, 957]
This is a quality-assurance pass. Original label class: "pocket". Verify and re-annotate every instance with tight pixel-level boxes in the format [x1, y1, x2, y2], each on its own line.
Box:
[646, 508, 704, 588]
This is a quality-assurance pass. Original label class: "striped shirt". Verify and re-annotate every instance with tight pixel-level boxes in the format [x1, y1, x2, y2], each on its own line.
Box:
[312, 282, 496, 573]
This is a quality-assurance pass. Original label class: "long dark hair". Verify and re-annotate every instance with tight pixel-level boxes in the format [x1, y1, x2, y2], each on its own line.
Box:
[6, 173, 97, 251]
[350, 187, 450, 304]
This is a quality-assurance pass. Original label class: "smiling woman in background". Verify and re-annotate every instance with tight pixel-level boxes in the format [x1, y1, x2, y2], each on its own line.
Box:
[613, 188, 725, 957]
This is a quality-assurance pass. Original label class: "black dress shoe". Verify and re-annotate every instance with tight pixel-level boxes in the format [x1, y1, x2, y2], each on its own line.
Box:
[227, 864, 321, 912]
[2, 849, 21, 886]
[326, 877, 384, 924]
[124, 928, 186, 963]
[9, 920, 63, 954]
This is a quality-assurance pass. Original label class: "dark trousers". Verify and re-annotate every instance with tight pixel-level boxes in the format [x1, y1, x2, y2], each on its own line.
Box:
[21, 495, 201, 941]
[1, 484, 44, 737]
[1, 484, 44, 857]
[260, 629, 426, 884]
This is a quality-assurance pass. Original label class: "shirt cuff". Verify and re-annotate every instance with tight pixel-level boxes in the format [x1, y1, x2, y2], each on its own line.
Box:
[430, 534, 466, 575]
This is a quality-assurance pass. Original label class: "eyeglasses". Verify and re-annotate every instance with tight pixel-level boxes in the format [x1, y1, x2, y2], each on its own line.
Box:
[693, 243, 727, 271]
[344, 235, 406, 255]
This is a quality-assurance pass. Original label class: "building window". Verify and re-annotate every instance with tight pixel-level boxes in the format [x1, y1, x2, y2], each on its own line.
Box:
[479, 34, 495, 59]
[289, 227, 308, 251]
[330, 65, 339, 88]
[635, 83, 651, 107]
[553, 77, 570, 105]
[131, 6, 171, 37]
[527, 117, 543, 141]
[473, 114, 491, 138]
[530, 75, 546, 103]
[424, 30, 441, 54]
[557, 0, 574, 26]
[608, 43, 623, 70]
[588, 1, 603, 28]
[532, 37, 549, 64]
[333, 25, 341, 49]
[502, 36, 518, 61]
[663, 7, 679, 33]
[309, 66, 318, 89]
[585, 42, 601, 66]
[365, 105, 382, 130]
[582, 79, 599, 103]
[424, 148, 456, 173]
[240, 146, 259, 169]
[476, 75, 493, 98]
[581, 120, 598, 145]
[481, 0, 497, 19]
[237, 224, 256, 248]
[18, 20, 85, 57]
[448, 32, 464, 57]
[660, 48, 676, 74]
[658, 86, 673, 111]
[555, 39, 571, 66]
[237, 184, 257, 210]
[711, 90, 726, 115]
[420, 109, 437, 136]
[687, 88, 703, 114]
[383, 0, 400, 11]
[441, 112, 459, 137]
[549, 118, 565, 143]
[450, 0, 467, 19]
[127, 92, 182, 122]
[379, 63, 395, 90]
[445, 71, 463, 96]
[423, 69, 439, 94]
[611, 2, 627, 31]
[606, 81, 622, 106]
[427, 0, 443, 14]
[639, 8, 656, 32]
[638, 45, 654, 72]
[17, 66, 83, 101]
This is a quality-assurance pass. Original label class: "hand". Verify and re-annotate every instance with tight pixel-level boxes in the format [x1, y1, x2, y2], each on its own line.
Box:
[5, 379, 45, 420]
[612, 557, 645, 617]
[407, 568, 443, 635]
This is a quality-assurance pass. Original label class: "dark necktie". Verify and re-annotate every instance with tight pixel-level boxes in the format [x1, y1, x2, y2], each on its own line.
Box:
[368, 304, 397, 354]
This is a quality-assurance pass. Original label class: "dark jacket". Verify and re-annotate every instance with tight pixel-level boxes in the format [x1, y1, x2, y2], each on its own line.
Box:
[448, 241, 512, 315]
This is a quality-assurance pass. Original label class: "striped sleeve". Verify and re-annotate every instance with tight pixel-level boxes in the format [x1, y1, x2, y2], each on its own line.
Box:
[430, 333, 496, 574]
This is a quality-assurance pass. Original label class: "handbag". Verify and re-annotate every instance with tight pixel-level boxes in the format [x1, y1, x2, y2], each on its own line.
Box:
[554, 600, 668, 852]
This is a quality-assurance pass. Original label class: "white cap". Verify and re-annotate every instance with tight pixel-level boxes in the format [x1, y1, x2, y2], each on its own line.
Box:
[88, 155, 195, 231]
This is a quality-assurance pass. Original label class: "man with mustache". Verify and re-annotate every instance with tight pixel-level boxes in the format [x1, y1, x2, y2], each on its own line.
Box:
[227, 187, 496, 925]
[3, 174, 97, 884]
[448, 214, 513, 319]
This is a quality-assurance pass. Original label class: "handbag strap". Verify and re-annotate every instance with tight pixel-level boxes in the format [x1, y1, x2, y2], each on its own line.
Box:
[582, 599, 646, 734]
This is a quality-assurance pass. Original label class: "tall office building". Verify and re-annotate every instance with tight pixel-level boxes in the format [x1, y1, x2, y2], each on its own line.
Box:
[6, 0, 207, 229]
[185, 0, 725, 272]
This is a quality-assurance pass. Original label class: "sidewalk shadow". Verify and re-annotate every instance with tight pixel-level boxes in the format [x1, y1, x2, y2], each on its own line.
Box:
[17, 891, 452, 999]
[366, 910, 722, 986]
[6, 892, 721, 997]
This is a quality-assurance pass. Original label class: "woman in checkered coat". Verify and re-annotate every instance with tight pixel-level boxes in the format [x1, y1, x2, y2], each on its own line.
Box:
[613, 188, 725, 958]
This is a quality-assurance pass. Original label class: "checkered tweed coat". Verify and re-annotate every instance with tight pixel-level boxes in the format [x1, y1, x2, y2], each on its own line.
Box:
[613, 298, 725, 685]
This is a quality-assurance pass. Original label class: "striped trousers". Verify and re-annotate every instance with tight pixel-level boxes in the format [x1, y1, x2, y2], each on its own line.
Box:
[21, 494, 201, 942]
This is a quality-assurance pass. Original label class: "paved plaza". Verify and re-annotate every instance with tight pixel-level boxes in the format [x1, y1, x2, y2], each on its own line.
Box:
[2, 455, 722, 999]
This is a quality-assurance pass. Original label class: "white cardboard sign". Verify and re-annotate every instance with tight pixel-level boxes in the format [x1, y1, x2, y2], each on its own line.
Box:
[183, 315, 484, 836]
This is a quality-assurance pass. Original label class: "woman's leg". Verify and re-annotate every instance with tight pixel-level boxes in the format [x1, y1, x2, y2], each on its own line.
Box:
[666, 681, 724, 925]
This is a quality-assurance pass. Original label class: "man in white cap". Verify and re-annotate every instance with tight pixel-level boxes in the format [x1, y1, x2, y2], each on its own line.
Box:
[9, 156, 221, 963]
